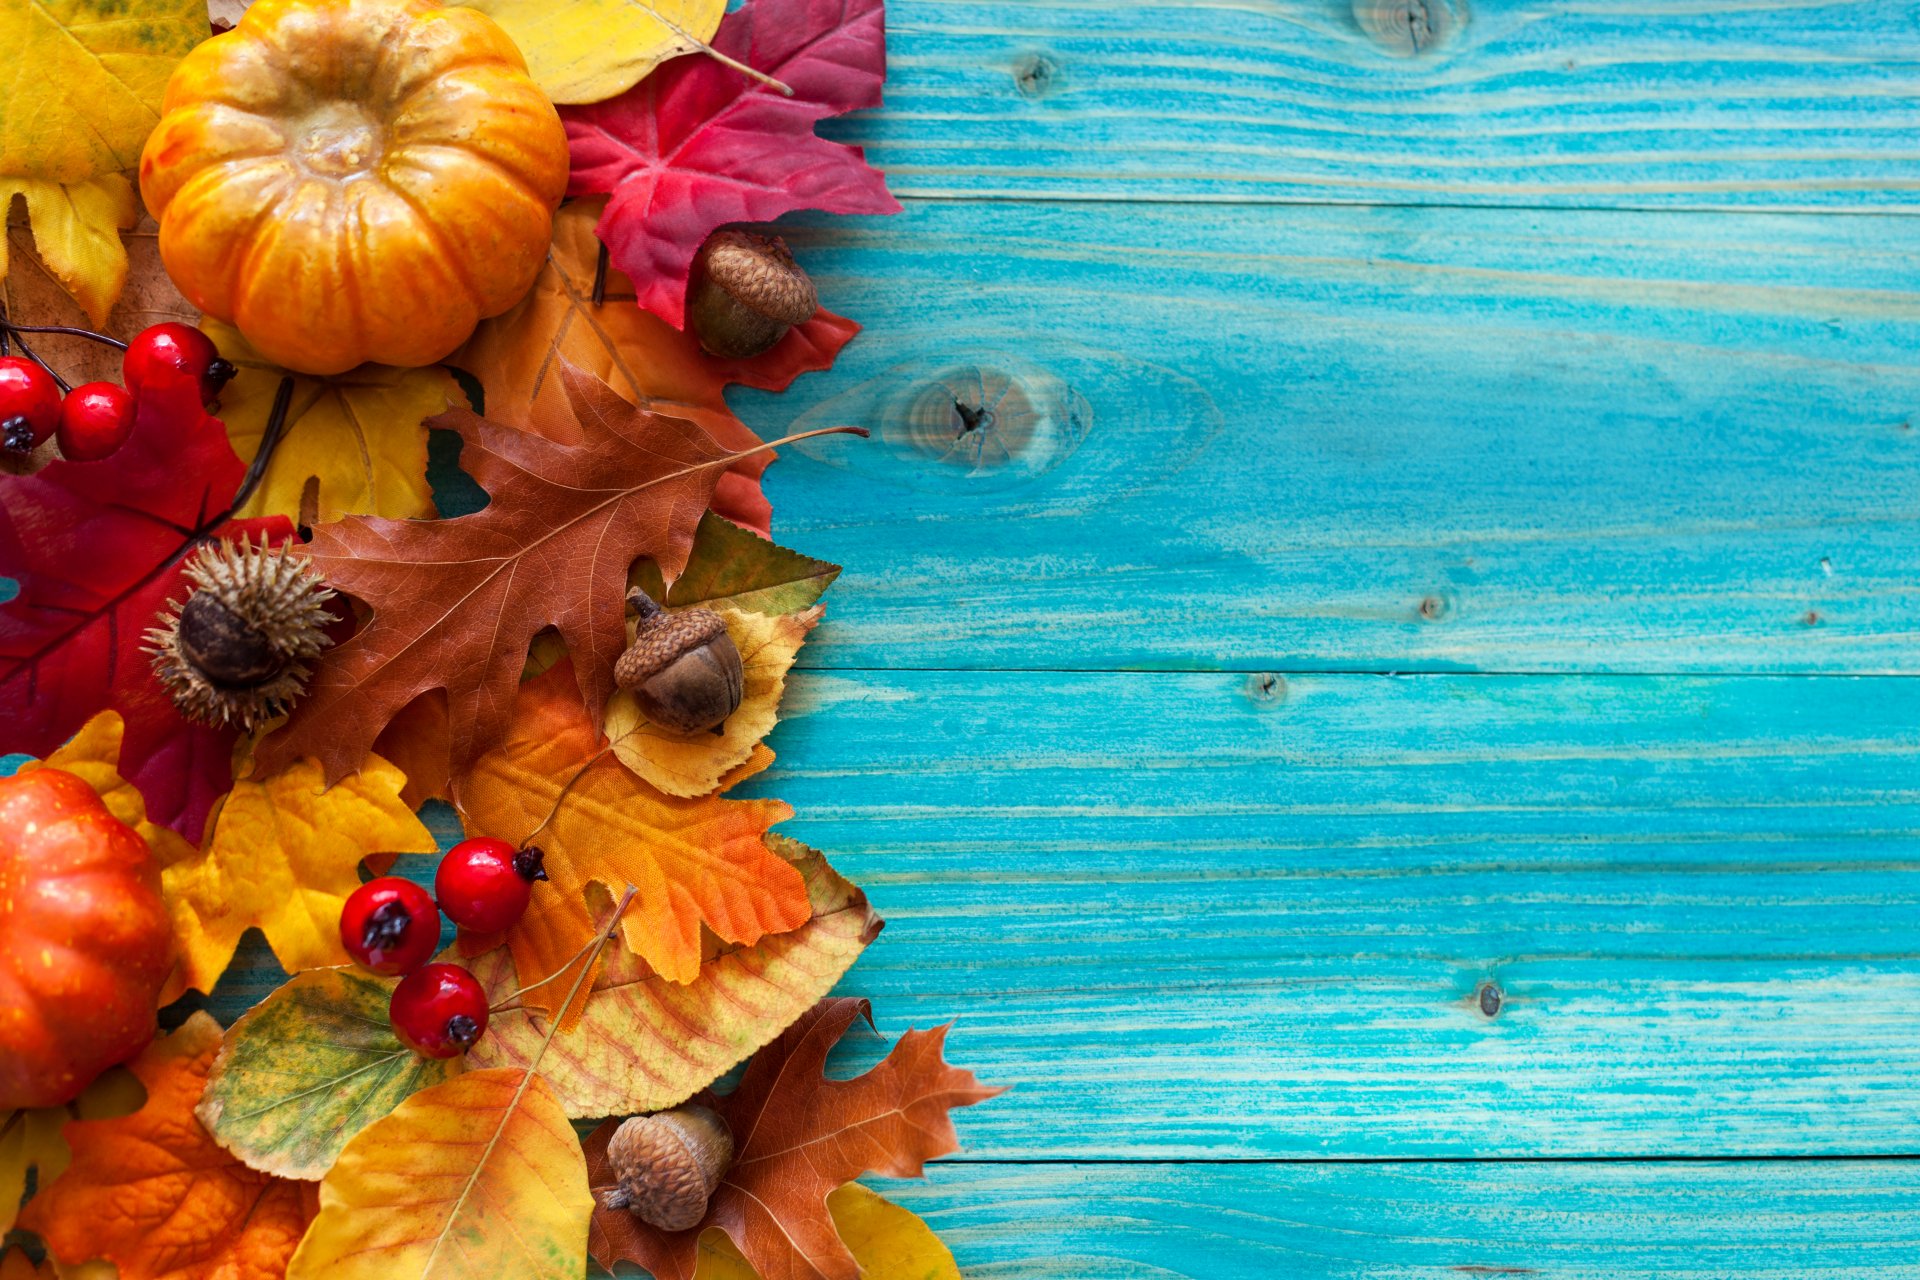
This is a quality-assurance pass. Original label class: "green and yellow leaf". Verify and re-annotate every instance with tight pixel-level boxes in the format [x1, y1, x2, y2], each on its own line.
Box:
[0, 176, 137, 325]
[197, 968, 462, 1179]
[696, 1183, 963, 1280]
[632, 511, 841, 618]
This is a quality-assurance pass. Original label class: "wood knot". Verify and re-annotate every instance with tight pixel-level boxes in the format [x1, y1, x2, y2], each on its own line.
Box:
[1013, 52, 1061, 99]
[1353, 0, 1467, 55]
[1476, 982, 1502, 1017]
[1417, 593, 1451, 622]
[895, 364, 1088, 476]
[1244, 672, 1287, 705]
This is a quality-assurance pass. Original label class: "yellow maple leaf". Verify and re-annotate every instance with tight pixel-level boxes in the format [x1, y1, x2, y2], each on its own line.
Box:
[163, 752, 437, 996]
[455, 660, 808, 1019]
[457, 0, 725, 105]
[697, 1183, 963, 1280]
[0, 0, 206, 184]
[204, 320, 456, 523]
[606, 605, 820, 798]
[0, 176, 137, 326]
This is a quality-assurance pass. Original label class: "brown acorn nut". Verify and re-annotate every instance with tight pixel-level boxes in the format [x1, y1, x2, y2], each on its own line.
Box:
[615, 590, 743, 735]
[686, 230, 818, 359]
[601, 1104, 734, 1231]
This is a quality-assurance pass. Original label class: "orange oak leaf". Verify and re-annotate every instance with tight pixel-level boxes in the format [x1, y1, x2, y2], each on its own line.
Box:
[19, 1013, 316, 1280]
[455, 199, 860, 536]
[254, 362, 744, 785]
[585, 998, 1002, 1280]
[453, 659, 808, 1021]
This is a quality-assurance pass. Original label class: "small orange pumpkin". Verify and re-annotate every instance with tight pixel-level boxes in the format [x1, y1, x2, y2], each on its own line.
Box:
[0, 768, 173, 1110]
[139, 0, 570, 376]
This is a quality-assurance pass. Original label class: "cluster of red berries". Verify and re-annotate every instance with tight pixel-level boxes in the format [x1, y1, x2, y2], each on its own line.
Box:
[337, 837, 549, 1058]
[0, 322, 236, 461]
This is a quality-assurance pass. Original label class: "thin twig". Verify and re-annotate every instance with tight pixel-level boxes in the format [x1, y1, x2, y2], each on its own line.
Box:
[7, 329, 69, 394]
[230, 376, 295, 511]
[0, 320, 128, 351]
[591, 241, 610, 307]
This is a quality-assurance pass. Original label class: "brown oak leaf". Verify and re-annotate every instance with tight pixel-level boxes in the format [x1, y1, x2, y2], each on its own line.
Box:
[19, 1013, 316, 1280]
[585, 998, 1003, 1280]
[254, 361, 746, 785]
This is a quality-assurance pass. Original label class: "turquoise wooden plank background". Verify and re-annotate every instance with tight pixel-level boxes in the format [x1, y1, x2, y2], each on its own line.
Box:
[16, 1, 1920, 1275]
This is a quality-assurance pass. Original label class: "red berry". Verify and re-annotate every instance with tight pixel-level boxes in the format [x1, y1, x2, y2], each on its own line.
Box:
[121, 323, 236, 406]
[435, 838, 547, 933]
[389, 962, 489, 1058]
[0, 357, 62, 454]
[338, 877, 441, 976]
[55, 382, 137, 461]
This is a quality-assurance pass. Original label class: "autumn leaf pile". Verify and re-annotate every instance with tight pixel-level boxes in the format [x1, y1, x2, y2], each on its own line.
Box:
[0, 1, 998, 1277]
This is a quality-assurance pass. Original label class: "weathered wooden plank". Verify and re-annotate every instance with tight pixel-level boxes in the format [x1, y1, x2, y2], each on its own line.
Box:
[862, 1161, 1920, 1279]
[734, 198, 1920, 673]
[857, 0, 1920, 209]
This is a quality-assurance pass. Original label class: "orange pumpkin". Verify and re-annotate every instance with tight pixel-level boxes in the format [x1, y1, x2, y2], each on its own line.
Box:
[0, 768, 173, 1110]
[139, 0, 570, 376]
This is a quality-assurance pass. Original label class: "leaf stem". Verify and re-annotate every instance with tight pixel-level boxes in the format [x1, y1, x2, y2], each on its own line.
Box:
[519, 743, 612, 849]
[630, 2, 793, 96]
[488, 928, 613, 1013]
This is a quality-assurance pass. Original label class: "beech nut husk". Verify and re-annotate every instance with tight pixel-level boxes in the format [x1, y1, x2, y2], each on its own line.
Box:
[687, 230, 818, 360]
[602, 1104, 733, 1232]
[616, 590, 743, 735]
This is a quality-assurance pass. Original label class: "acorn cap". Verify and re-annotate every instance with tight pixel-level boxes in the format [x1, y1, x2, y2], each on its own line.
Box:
[603, 1105, 734, 1232]
[696, 231, 817, 327]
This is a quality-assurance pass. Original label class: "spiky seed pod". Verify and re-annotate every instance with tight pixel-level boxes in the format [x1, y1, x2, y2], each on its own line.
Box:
[601, 1104, 734, 1231]
[686, 231, 818, 360]
[615, 590, 744, 735]
[145, 536, 336, 730]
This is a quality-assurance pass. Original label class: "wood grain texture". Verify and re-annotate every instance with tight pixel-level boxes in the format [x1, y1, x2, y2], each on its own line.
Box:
[735, 198, 1920, 674]
[851, 0, 1920, 209]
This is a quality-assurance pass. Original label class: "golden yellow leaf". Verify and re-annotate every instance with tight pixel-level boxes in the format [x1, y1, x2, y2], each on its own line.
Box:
[204, 320, 456, 523]
[0, 0, 208, 184]
[606, 605, 819, 799]
[457, 0, 725, 106]
[695, 1183, 962, 1280]
[24, 710, 196, 869]
[287, 1068, 592, 1280]
[162, 751, 437, 995]
[0, 176, 137, 326]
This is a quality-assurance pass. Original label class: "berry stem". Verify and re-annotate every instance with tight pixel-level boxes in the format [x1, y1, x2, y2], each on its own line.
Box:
[6, 329, 70, 394]
[0, 320, 129, 352]
[230, 375, 295, 512]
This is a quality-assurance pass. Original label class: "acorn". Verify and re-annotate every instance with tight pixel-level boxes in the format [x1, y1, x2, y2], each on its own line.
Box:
[600, 1104, 734, 1232]
[145, 535, 336, 730]
[615, 590, 743, 736]
[686, 230, 818, 359]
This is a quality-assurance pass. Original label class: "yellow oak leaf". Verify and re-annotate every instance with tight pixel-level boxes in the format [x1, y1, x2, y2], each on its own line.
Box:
[19, 1014, 316, 1280]
[456, 0, 725, 105]
[0, 0, 208, 185]
[0, 176, 137, 326]
[453, 659, 807, 1020]
[287, 1068, 592, 1280]
[0, 1068, 144, 1233]
[696, 1183, 962, 1280]
[163, 751, 437, 996]
[468, 835, 881, 1116]
[204, 320, 456, 523]
[607, 605, 820, 798]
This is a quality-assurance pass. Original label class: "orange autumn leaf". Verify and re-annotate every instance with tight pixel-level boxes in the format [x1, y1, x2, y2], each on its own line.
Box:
[454, 199, 859, 535]
[453, 660, 808, 1020]
[19, 1013, 316, 1280]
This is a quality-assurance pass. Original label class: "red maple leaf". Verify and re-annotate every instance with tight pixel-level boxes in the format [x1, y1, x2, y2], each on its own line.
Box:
[0, 373, 288, 839]
[563, 0, 901, 329]
[586, 998, 1003, 1280]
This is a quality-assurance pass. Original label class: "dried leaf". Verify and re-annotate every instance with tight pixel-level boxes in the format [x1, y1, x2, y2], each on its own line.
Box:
[0, 1070, 143, 1233]
[631, 511, 840, 618]
[0, 0, 206, 184]
[696, 1183, 961, 1280]
[457, 0, 725, 106]
[0, 176, 137, 325]
[562, 0, 899, 328]
[197, 968, 461, 1180]
[205, 320, 456, 523]
[607, 605, 818, 798]
[468, 835, 880, 1116]
[253, 362, 743, 786]
[455, 200, 860, 535]
[587, 998, 1002, 1280]
[454, 659, 807, 1017]
[286, 1069, 592, 1280]
[161, 751, 437, 997]
[0, 372, 288, 841]
[20, 1014, 317, 1280]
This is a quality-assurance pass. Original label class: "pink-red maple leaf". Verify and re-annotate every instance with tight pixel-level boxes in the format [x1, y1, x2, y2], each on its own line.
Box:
[0, 373, 288, 840]
[563, 0, 901, 329]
